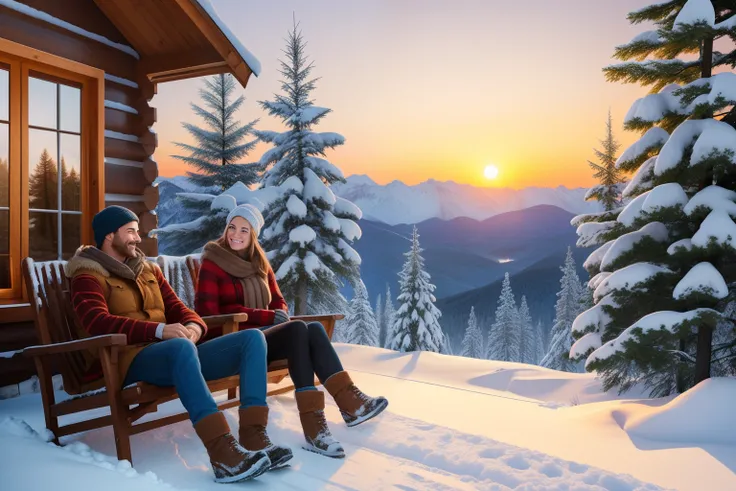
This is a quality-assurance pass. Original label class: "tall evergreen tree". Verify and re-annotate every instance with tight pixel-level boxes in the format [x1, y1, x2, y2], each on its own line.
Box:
[388, 227, 445, 352]
[173, 73, 260, 189]
[541, 248, 585, 372]
[343, 280, 379, 347]
[534, 319, 547, 364]
[486, 273, 520, 361]
[28, 149, 58, 258]
[570, 1, 736, 396]
[460, 306, 484, 359]
[517, 296, 536, 364]
[255, 21, 361, 315]
[382, 284, 396, 348]
[155, 74, 261, 254]
[374, 293, 384, 345]
[585, 110, 625, 211]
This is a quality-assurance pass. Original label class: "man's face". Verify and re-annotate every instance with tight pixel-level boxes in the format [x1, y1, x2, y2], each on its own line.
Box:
[110, 221, 141, 259]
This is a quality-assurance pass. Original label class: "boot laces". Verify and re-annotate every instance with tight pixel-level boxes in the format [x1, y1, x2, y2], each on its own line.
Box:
[313, 410, 338, 445]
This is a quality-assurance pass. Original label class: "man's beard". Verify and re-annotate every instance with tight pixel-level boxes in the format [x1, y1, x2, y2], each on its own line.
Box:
[111, 235, 138, 259]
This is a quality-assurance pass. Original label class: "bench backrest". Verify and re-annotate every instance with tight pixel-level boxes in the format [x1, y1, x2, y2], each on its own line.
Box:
[22, 255, 200, 393]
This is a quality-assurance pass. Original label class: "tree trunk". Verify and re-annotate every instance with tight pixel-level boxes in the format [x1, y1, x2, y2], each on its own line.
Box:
[694, 326, 713, 385]
[700, 36, 713, 79]
[676, 338, 688, 393]
[294, 277, 308, 315]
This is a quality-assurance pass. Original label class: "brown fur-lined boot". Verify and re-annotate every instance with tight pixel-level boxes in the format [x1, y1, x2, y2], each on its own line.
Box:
[294, 390, 345, 458]
[324, 371, 388, 427]
[194, 412, 270, 483]
[239, 406, 293, 470]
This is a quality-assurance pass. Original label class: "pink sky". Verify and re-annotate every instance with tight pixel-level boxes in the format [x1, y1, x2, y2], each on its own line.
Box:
[152, 0, 659, 189]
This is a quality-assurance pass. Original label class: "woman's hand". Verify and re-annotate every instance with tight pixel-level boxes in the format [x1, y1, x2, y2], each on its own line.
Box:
[273, 309, 290, 324]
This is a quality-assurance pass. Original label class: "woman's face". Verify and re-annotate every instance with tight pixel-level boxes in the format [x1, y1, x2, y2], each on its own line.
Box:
[226, 216, 252, 252]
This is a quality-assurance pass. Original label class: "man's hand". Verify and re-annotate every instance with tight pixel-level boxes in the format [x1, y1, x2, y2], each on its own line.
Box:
[273, 309, 290, 325]
[161, 323, 189, 340]
[185, 323, 203, 343]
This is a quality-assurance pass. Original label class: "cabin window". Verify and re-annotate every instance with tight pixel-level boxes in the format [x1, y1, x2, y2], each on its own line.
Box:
[0, 49, 102, 300]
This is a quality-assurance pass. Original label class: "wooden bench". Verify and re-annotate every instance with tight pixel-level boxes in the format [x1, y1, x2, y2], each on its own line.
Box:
[21, 256, 344, 465]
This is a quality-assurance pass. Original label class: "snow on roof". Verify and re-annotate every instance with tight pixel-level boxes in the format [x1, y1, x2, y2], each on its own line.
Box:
[673, 262, 728, 300]
[674, 0, 716, 30]
[193, 0, 261, 76]
[616, 128, 669, 169]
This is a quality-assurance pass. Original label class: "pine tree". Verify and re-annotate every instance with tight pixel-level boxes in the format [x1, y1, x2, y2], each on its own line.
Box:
[517, 296, 536, 364]
[255, 21, 361, 315]
[585, 110, 625, 211]
[534, 319, 546, 364]
[374, 293, 384, 344]
[486, 273, 520, 361]
[343, 280, 379, 347]
[173, 73, 260, 190]
[388, 226, 445, 352]
[570, 1, 736, 396]
[155, 74, 261, 254]
[541, 248, 585, 372]
[28, 149, 58, 257]
[382, 284, 396, 348]
[460, 306, 484, 359]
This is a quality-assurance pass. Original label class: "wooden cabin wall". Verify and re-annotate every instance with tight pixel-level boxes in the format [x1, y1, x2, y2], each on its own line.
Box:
[0, 0, 161, 386]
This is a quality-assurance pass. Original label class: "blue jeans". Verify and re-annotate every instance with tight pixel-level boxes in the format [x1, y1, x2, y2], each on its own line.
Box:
[123, 329, 268, 424]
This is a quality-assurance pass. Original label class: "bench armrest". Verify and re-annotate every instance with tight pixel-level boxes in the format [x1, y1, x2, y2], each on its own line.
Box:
[291, 314, 345, 322]
[23, 334, 128, 358]
[200, 313, 248, 335]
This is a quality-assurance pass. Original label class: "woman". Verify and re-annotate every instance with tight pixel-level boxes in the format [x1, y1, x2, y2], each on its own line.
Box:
[195, 204, 388, 458]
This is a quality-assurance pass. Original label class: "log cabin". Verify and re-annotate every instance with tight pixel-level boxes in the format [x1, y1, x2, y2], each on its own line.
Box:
[0, 0, 261, 388]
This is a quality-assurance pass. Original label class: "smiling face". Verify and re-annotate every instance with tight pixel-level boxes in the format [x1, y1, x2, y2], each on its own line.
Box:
[226, 216, 253, 252]
[109, 221, 141, 259]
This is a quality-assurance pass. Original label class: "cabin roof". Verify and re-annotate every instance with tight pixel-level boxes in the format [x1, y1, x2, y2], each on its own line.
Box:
[93, 0, 260, 87]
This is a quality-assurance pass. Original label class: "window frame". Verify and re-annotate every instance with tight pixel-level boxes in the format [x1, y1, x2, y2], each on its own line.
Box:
[0, 39, 105, 301]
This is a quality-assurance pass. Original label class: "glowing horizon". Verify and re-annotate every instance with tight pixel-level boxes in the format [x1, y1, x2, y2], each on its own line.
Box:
[152, 0, 655, 190]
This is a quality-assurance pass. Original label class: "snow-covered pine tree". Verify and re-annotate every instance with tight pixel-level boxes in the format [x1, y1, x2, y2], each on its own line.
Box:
[382, 284, 396, 348]
[460, 306, 484, 359]
[255, 21, 361, 315]
[343, 280, 379, 347]
[173, 74, 261, 190]
[569, 0, 736, 396]
[375, 293, 384, 344]
[517, 296, 536, 364]
[534, 319, 546, 364]
[585, 110, 626, 211]
[486, 273, 520, 362]
[388, 226, 446, 352]
[541, 248, 585, 372]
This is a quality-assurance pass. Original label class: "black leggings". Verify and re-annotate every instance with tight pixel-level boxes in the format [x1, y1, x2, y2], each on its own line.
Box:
[261, 321, 344, 389]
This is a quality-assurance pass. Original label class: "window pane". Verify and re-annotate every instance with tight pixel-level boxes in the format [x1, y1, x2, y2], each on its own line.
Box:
[29, 77, 57, 130]
[29, 128, 58, 211]
[61, 214, 81, 259]
[0, 256, 9, 289]
[0, 123, 7, 207]
[29, 211, 58, 261]
[60, 84, 81, 133]
[0, 67, 7, 121]
[60, 133, 81, 211]
[0, 210, 7, 255]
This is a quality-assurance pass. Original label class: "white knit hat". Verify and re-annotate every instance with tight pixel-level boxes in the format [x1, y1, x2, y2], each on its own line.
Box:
[226, 204, 264, 237]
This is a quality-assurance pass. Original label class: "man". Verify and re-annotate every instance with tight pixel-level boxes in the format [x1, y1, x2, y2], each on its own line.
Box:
[67, 206, 291, 483]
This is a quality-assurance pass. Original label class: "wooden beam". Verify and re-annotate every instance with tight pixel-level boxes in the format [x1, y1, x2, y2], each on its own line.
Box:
[138, 47, 222, 80]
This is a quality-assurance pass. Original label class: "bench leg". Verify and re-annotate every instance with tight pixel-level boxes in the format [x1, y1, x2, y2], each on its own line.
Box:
[100, 348, 132, 465]
[33, 357, 59, 445]
[227, 387, 237, 400]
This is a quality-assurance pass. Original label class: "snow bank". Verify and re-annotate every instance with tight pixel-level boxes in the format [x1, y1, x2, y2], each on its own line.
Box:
[623, 377, 736, 445]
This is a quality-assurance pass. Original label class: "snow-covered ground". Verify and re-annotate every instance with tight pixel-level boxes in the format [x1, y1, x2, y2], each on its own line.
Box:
[1, 345, 734, 491]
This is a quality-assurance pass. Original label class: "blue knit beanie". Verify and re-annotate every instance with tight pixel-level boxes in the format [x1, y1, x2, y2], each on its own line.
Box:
[92, 206, 139, 247]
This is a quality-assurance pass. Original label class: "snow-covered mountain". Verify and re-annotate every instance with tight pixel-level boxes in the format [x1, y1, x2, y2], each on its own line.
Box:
[331, 175, 603, 225]
[155, 174, 602, 228]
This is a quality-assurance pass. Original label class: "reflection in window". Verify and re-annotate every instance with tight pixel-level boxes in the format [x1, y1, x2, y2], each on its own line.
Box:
[27, 76, 82, 261]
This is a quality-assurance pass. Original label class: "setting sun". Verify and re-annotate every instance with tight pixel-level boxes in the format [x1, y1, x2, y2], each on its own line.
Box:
[484, 165, 499, 180]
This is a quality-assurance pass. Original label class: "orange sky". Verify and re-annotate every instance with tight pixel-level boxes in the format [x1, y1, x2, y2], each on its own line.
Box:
[152, 0, 657, 189]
